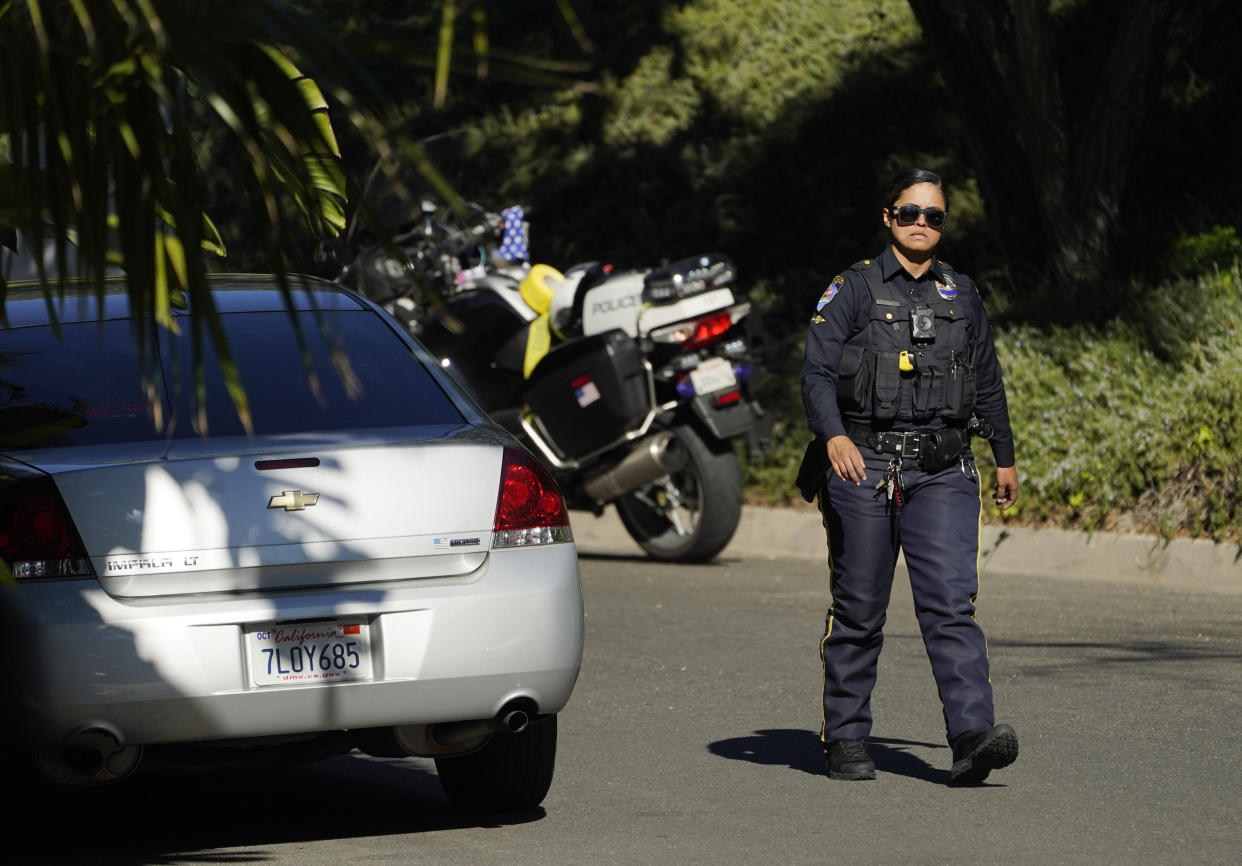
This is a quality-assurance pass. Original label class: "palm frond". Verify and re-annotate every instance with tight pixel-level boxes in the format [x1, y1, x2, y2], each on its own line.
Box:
[0, 0, 393, 433]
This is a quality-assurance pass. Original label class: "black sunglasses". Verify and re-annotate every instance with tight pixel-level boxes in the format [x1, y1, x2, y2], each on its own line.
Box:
[891, 205, 948, 228]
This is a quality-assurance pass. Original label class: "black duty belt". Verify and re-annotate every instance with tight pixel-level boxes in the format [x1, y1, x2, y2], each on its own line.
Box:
[845, 422, 964, 462]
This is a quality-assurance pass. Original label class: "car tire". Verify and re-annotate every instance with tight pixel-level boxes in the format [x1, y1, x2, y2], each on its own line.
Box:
[614, 423, 743, 562]
[434, 714, 557, 812]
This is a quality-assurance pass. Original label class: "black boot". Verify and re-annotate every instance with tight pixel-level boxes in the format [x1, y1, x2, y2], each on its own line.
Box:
[949, 724, 1019, 785]
[825, 739, 876, 781]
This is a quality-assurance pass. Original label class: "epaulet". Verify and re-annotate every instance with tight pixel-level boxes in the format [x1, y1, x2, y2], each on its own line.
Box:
[849, 257, 877, 272]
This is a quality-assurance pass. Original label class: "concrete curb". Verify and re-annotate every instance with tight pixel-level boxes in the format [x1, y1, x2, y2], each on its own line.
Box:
[569, 503, 1242, 594]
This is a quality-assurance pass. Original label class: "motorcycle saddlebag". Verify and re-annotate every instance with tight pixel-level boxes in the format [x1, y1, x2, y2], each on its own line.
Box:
[525, 328, 650, 459]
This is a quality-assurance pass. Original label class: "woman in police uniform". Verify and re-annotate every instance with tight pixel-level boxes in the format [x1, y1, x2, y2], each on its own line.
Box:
[800, 168, 1019, 784]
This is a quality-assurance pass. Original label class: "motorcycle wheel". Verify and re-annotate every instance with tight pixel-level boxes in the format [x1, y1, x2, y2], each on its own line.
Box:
[614, 424, 742, 562]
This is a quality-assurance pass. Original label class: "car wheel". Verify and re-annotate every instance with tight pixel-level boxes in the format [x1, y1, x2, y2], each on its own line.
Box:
[614, 424, 743, 562]
[434, 714, 557, 812]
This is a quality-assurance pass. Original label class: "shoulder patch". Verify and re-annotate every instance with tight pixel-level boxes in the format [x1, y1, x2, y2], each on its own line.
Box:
[936, 274, 957, 300]
[817, 275, 845, 311]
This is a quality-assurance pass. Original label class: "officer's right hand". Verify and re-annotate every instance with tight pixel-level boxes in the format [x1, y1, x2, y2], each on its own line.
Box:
[826, 435, 867, 485]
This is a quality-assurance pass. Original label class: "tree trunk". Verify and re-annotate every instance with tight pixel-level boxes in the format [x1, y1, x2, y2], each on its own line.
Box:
[905, 0, 1217, 299]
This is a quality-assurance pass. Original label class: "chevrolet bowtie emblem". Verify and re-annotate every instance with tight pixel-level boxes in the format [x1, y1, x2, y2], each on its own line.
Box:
[268, 490, 320, 512]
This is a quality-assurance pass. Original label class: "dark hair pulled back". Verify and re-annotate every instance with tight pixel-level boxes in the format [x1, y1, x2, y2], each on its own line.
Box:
[883, 169, 947, 210]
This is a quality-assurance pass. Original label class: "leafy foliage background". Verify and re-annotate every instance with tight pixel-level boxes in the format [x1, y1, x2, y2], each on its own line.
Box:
[236, 0, 1242, 540]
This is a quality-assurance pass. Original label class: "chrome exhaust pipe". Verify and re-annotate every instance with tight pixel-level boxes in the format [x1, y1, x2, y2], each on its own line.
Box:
[582, 431, 687, 503]
[433, 701, 532, 747]
[351, 699, 537, 757]
[499, 708, 530, 734]
[35, 723, 143, 786]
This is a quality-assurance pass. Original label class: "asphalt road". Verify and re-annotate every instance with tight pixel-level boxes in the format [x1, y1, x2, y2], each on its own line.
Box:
[15, 552, 1242, 865]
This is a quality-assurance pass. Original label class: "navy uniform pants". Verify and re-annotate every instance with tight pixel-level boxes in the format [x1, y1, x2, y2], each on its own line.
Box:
[817, 446, 994, 744]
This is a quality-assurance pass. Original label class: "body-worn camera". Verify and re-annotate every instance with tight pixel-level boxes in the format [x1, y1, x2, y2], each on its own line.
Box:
[910, 305, 936, 341]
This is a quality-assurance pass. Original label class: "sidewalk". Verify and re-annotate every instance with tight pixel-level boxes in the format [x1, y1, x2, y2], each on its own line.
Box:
[569, 502, 1242, 594]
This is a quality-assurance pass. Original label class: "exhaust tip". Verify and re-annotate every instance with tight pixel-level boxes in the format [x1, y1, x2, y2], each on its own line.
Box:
[497, 697, 538, 734]
[36, 724, 142, 786]
[499, 710, 530, 734]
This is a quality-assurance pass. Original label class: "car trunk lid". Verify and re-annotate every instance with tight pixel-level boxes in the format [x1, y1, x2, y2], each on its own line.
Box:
[41, 431, 503, 597]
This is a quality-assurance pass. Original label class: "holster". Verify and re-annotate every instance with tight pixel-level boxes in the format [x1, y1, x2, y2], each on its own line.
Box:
[795, 438, 828, 503]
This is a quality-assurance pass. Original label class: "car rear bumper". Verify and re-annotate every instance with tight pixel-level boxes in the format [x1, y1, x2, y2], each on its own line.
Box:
[7, 544, 583, 747]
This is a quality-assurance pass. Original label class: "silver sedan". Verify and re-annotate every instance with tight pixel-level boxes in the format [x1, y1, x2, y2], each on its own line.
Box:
[0, 275, 583, 811]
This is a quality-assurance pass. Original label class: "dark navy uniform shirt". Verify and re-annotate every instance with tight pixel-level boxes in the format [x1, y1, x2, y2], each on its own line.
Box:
[800, 245, 1016, 467]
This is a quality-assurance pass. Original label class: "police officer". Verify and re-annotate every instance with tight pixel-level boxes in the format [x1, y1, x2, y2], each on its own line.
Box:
[799, 168, 1019, 784]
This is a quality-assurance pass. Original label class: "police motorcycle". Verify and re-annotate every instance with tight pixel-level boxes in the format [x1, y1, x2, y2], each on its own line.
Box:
[321, 191, 769, 562]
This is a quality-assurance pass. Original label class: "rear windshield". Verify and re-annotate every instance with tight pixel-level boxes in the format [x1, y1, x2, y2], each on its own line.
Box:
[0, 310, 464, 449]
[0, 321, 154, 448]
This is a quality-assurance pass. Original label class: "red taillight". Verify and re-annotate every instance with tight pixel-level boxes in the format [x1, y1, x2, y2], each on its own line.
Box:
[492, 447, 572, 549]
[0, 476, 94, 579]
[683, 311, 734, 350]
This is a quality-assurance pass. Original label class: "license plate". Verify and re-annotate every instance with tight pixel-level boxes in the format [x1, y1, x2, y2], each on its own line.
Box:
[247, 620, 374, 687]
[689, 356, 737, 395]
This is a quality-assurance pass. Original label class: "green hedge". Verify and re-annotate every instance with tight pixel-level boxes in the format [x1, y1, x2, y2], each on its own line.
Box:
[297, 1, 1242, 544]
[745, 261, 1242, 542]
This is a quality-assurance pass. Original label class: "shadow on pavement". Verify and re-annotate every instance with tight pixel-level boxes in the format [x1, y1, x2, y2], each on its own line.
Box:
[708, 728, 1009, 786]
[575, 550, 653, 565]
[707, 727, 825, 775]
[12, 750, 544, 863]
[574, 550, 738, 569]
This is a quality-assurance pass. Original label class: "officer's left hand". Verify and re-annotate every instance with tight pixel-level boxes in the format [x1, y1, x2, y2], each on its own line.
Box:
[994, 465, 1019, 510]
